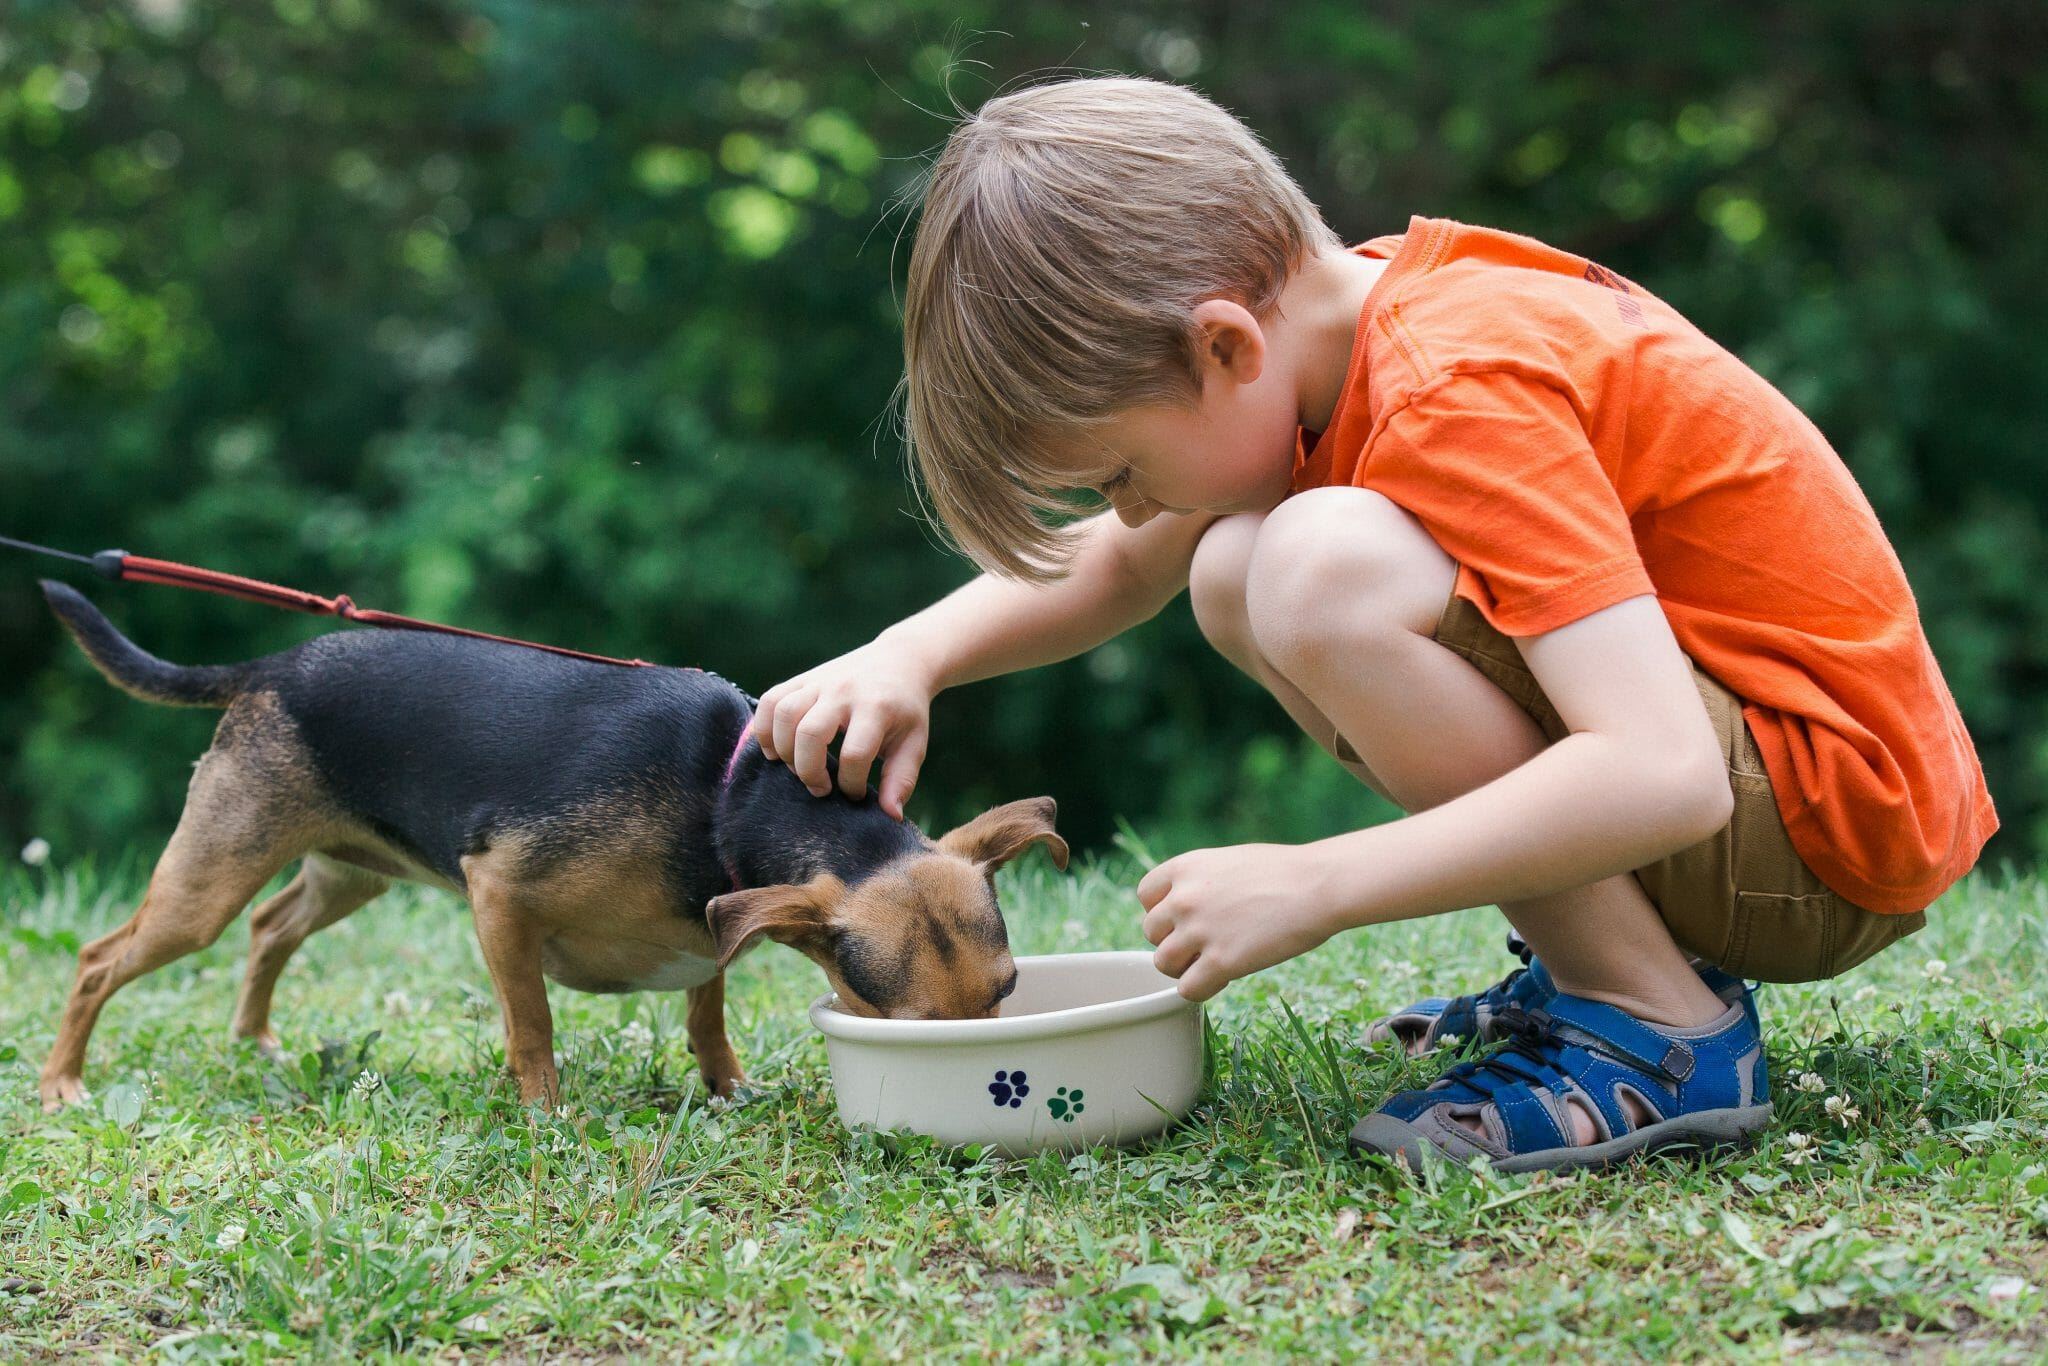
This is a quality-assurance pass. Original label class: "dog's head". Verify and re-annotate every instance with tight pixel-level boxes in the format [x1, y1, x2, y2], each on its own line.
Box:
[705, 796, 1067, 1019]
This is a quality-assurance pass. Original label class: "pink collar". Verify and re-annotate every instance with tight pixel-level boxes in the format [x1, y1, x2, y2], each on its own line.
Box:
[716, 715, 755, 893]
[721, 713, 755, 790]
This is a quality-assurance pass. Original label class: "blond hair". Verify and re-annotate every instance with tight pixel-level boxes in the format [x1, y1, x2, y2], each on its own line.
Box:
[902, 76, 1339, 579]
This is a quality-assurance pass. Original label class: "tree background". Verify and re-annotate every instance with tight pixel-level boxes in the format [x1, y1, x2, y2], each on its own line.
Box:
[2, 0, 2043, 869]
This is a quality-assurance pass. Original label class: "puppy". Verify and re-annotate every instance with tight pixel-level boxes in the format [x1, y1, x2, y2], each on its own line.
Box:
[35, 581, 1067, 1111]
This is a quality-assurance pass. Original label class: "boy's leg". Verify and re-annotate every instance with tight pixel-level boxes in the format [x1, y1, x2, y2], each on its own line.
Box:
[1191, 491, 1727, 1038]
[1189, 514, 1396, 804]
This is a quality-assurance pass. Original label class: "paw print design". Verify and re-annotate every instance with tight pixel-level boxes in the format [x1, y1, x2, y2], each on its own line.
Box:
[1047, 1086, 1086, 1122]
[987, 1069, 1029, 1108]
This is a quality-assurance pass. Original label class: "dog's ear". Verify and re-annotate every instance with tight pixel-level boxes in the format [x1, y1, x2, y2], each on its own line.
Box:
[707, 874, 845, 970]
[938, 797, 1069, 873]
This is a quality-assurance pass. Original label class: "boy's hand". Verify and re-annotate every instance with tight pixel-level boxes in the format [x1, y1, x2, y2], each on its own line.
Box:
[753, 639, 938, 818]
[1137, 844, 1337, 1002]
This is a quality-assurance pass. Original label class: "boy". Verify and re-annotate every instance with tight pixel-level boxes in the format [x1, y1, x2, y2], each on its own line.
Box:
[749, 78, 1996, 1170]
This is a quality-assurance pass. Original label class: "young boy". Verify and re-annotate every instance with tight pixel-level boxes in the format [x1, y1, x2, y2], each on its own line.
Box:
[750, 77, 1996, 1170]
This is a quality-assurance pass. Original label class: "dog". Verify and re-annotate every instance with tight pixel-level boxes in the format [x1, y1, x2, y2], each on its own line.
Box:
[34, 581, 1067, 1112]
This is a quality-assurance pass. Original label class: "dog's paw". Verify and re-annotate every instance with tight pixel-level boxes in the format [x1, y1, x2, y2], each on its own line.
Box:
[235, 1031, 288, 1062]
[704, 1070, 753, 1101]
[38, 1075, 89, 1113]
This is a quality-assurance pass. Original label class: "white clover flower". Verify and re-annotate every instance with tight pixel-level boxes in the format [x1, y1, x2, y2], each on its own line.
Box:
[1793, 1071, 1827, 1093]
[1914, 1116, 1933, 1134]
[20, 838, 50, 867]
[1924, 1047, 1950, 1064]
[216, 1223, 247, 1251]
[1983, 1276, 2032, 1303]
[1434, 1033, 1463, 1050]
[1852, 984, 1878, 1003]
[1823, 1095, 1862, 1126]
[619, 1019, 654, 1054]
[1783, 1131, 1817, 1165]
[382, 989, 415, 1017]
[1923, 958, 1950, 982]
[351, 1069, 382, 1098]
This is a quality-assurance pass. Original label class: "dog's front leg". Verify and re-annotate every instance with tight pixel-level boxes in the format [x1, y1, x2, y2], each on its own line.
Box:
[686, 973, 747, 1098]
[464, 866, 559, 1106]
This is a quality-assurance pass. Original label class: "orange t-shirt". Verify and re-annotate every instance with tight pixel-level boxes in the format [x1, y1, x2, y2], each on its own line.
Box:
[1292, 216, 1996, 915]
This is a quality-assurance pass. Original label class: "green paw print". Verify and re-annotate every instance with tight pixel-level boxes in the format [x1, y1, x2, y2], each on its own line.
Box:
[1047, 1086, 1086, 1122]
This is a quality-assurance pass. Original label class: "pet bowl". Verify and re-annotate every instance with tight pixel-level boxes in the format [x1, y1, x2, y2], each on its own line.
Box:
[808, 951, 1205, 1155]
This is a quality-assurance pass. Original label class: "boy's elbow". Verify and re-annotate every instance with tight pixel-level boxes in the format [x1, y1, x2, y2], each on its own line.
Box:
[1662, 749, 1735, 847]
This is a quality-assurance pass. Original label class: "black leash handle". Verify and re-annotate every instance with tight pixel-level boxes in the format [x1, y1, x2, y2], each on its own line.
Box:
[0, 534, 126, 579]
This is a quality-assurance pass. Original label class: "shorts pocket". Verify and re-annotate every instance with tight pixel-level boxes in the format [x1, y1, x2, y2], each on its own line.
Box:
[1723, 891, 1925, 983]
[1725, 890, 1842, 983]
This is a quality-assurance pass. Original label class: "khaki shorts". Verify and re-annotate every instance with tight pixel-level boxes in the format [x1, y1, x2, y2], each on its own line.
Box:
[1421, 591, 1923, 983]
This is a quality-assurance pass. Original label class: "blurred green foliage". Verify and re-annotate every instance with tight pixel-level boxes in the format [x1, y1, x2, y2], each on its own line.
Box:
[1, 0, 2043, 868]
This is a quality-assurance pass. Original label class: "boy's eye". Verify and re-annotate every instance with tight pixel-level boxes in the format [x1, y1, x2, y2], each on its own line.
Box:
[1098, 470, 1131, 498]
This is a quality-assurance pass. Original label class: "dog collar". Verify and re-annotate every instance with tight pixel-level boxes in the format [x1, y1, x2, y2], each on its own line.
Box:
[720, 712, 755, 790]
[715, 714, 756, 893]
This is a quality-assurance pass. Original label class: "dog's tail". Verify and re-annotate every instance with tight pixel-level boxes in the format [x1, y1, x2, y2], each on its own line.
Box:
[41, 580, 253, 708]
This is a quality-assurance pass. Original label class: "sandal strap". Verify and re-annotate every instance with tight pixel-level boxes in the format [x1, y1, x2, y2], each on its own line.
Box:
[1541, 996, 1695, 1082]
[1492, 1080, 1574, 1151]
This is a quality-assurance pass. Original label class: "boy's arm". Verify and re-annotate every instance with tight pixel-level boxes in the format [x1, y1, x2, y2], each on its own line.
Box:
[756, 506, 1214, 815]
[1140, 593, 1734, 1000]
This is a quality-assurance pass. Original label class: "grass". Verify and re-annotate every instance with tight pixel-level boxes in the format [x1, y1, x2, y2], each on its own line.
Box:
[1, 849, 2045, 1362]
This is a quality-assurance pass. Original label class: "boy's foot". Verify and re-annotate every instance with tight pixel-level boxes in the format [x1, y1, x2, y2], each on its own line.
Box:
[1349, 993, 1772, 1174]
[1364, 933, 1758, 1057]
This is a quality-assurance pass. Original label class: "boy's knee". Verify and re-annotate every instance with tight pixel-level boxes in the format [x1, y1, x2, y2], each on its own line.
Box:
[1243, 489, 1454, 668]
[1188, 513, 1264, 653]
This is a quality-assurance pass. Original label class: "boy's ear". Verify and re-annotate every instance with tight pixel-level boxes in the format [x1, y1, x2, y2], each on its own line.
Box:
[1190, 298, 1266, 384]
[938, 797, 1070, 873]
[706, 874, 845, 970]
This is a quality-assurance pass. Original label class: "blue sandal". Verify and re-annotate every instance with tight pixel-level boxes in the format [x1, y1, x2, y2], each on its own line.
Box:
[1365, 933, 1759, 1054]
[1350, 993, 1773, 1173]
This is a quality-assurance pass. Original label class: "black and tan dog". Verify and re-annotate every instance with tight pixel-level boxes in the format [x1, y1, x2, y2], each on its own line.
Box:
[35, 581, 1066, 1112]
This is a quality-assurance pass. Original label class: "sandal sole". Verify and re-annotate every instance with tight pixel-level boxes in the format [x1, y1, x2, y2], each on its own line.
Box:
[1349, 1103, 1775, 1174]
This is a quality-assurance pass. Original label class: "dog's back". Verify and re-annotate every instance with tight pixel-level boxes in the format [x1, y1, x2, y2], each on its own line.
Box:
[42, 579, 748, 890]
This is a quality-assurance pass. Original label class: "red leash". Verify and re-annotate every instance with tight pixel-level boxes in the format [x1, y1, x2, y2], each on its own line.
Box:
[4, 534, 654, 669]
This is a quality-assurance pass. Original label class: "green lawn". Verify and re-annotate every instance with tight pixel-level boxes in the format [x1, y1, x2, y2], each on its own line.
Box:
[1, 850, 2043, 1361]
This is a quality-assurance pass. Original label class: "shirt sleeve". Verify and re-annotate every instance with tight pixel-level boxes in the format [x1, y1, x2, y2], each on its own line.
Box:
[1364, 369, 1655, 637]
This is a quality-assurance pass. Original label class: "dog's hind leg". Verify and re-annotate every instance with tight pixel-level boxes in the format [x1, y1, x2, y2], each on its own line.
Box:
[231, 854, 389, 1057]
[686, 973, 747, 1099]
[461, 849, 559, 1107]
[39, 747, 310, 1112]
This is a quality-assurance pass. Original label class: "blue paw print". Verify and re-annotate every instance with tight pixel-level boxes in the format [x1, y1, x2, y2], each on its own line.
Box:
[987, 1069, 1030, 1108]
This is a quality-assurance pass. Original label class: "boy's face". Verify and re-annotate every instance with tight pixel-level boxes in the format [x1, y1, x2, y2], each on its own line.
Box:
[1063, 304, 1304, 528]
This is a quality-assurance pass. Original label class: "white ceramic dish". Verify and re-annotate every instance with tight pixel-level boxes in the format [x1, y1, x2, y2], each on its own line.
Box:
[809, 950, 1205, 1155]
